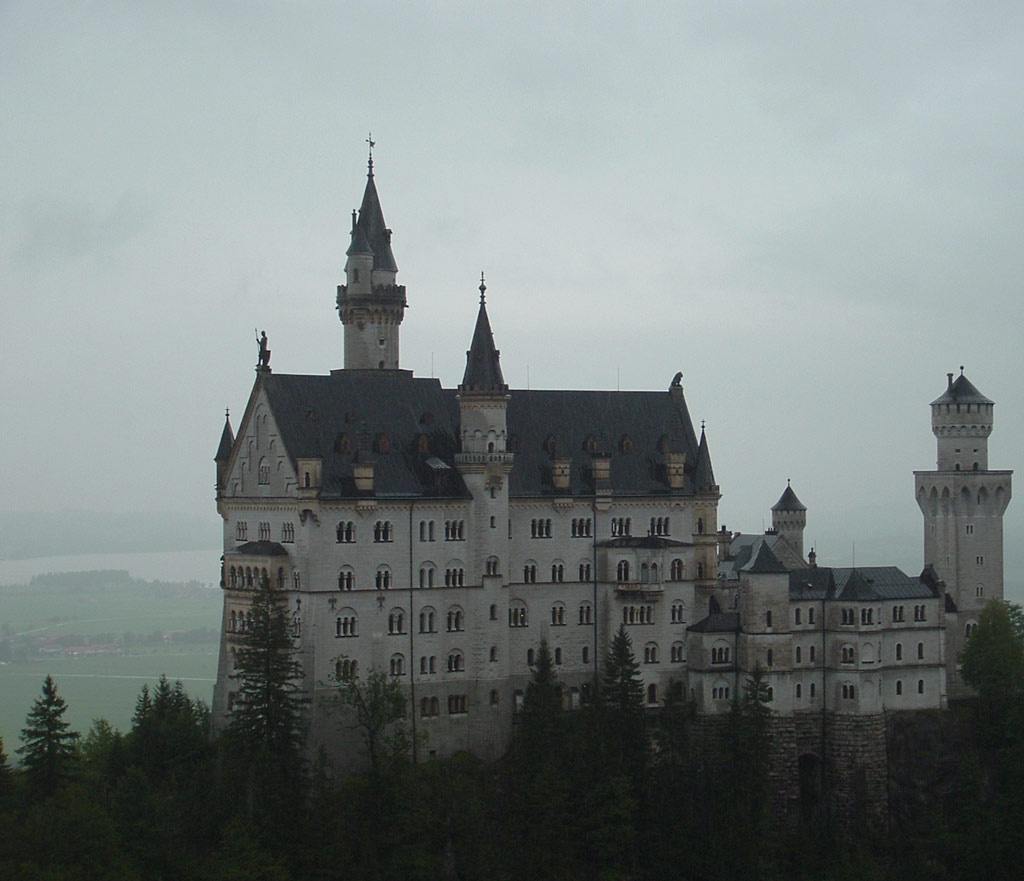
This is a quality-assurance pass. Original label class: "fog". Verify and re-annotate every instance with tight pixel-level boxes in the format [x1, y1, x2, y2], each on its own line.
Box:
[2, 2, 1022, 596]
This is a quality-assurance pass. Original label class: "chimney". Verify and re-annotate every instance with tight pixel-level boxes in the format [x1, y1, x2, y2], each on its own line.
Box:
[590, 453, 611, 483]
[353, 461, 374, 493]
[665, 452, 686, 489]
[947, 372, 954, 390]
[551, 458, 571, 491]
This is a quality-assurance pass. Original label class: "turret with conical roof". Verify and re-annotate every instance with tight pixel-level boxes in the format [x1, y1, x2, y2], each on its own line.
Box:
[455, 275, 513, 579]
[771, 480, 806, 559]
[930, 366, 994, 472]
[214, 409, 234, 493]
[694, 424, 716, 492]
[336, 146, 408, 370]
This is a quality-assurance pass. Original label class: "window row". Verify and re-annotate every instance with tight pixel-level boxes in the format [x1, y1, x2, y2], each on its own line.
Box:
[571, 517, 593, 537]
[419, 695, 468, 717]
[650, 517, 670, 536]
[793, 607, 816, 625]
[623, 604, 654, 625]
[531, 518, 553, 538]
[227, 566, 296, 590]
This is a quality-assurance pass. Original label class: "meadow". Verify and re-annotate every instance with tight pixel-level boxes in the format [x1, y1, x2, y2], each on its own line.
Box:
[0, 570, 222, 745]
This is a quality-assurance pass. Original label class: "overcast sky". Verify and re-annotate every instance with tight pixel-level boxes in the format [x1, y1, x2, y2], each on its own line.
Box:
[2, 1, 1022, 592]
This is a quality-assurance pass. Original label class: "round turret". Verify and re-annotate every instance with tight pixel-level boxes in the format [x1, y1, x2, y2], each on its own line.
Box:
[930, 368, 993, 471]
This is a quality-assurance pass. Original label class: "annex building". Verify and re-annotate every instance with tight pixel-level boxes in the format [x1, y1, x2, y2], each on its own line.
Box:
[212, 157, 1012, 773]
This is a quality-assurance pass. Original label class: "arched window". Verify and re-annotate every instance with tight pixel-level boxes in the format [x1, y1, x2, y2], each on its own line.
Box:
[551, 603, 566, 626]
[335, 610, 358, 637]
[447, 606, 465, 632]
[670, 641, 684, 662]
[647, 683, 658, 704]
[523, 561, 537, 583]
[643, 642, 658, 664]
[841, 644, 855, 664]
[617, 560, 630, 582]
[375, 567, 392, 590]
[670, 558, 684, 580]
[671, 600, 686, 624]
[335, 658, 358, 680]
[485, 556, 499, 575]
[390, 654, 405, 676]
[419, 607, 437, 633]
[338, 568, 354, 591]
[447, 650, 465, 673]
[419, 565, 435, 589]
[551, 562, 565, 582]
[527, 648, 535, 666]
[388, 609, 405, 635]
[554, 647, 563, 665]
[578, 602, 593, 625]
[509, 601, 528, 628]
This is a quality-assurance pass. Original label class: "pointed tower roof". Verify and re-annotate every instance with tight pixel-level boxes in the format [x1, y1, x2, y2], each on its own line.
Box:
[346, 209, 372, 256]
[460, 275, 507, 393]
[693, 423, 716, 490]
[931, 367, 993, 406]
[354, 157, 398, 272]
[215, 410, 234, 462]
[772, 481, 806, 512]
[743, 540, 788, 574]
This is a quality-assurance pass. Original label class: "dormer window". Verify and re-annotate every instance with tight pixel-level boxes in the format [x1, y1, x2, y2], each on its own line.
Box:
[584, 434, 598, 454]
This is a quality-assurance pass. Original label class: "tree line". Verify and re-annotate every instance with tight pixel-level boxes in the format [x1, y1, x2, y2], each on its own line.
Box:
[2, 576, 1023, 880]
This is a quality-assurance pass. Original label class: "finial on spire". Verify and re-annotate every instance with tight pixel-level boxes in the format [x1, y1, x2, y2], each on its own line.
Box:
[479, 271, 486, 305]
[366, 132, 375, 175]
[701, 419, 706, 432]
[225, 407, 230, 420]
[960, 365, 965, 375]
[787, 477, 791, 487]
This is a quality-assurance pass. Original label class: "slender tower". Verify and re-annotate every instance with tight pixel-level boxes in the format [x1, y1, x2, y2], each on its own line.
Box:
[915, 368, 1012, 698]
[336, 141, 407, 369]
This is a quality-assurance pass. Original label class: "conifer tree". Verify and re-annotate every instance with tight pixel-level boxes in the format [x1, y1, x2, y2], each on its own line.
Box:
[17, 674, 80, 795]
[223, 572, 307, 830]
[600, 623, 646, 774]
[521, 639, 563, 753]
[0, 731, 12, 801]
[226, 574, 307, 762]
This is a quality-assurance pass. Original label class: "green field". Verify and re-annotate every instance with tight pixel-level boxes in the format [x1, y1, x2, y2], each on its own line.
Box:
[0, 570, 222, 749]
[0, 648, 219, 744]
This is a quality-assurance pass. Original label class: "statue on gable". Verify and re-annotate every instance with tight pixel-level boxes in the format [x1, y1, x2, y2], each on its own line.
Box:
[256, 329, 271, 369]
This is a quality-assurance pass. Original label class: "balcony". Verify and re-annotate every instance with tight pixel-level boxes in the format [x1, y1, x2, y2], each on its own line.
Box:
[615, 581, 664, 597]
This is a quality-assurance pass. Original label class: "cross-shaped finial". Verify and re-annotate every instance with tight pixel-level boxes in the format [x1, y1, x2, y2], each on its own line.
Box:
[367, 132, 375, 172]
[479, 271, 486, 305]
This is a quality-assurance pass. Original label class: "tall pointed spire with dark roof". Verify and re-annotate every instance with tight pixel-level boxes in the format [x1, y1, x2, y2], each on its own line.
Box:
[460, 274, 507, 393]
[215, 409, 234, 492]
[693, 422, 716, 491]
[215, 409, 234, 462]
[338, 145, 407, 370]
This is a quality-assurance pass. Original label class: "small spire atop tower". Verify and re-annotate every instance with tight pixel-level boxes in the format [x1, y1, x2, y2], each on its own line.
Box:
[460, 277, 507, 393]
[366, 132, 375, 175]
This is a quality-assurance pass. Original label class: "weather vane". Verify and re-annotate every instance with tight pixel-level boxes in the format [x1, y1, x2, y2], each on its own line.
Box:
[367, 132, 375, 172]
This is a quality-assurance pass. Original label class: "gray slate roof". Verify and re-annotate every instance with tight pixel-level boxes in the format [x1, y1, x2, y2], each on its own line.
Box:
[227, 541, 290, 557]
[741, 541, 788, 574]
[772, 483, 806, 511]
[460, 299, 507, 392]
[689, 611, 740, 633]
[247, 372, 707, 500]
[931, 371, 993, 406]
[215, 413, 234, 462]
[351, 168, 397, 272]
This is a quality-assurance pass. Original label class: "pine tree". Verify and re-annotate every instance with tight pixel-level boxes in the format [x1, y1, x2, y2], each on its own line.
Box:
[223, 573, 307, 831]
[17, 674, 80, 795]
[0, 731, 12, 801]
[601, 624, 645, 715]
[226, 574, 307, 761]
[521, 639, 563, 753]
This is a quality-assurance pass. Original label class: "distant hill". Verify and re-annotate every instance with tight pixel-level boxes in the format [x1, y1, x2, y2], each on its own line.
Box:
[0, 510, 219, 559]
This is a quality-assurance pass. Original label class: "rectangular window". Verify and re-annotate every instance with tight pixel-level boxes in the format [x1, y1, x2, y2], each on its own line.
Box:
[794, 608, 801, 625]
[976, 555, 984, 565]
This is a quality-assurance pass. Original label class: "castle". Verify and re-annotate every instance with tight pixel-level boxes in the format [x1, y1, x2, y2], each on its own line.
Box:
[212, 157, 1012, 773]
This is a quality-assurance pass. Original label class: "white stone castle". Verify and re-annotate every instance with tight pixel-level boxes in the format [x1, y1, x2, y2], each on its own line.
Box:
[212, 157, 1012, 768]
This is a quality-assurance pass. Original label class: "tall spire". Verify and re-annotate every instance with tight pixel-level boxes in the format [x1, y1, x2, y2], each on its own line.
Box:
[215, 409, 234, 462]
[460, 274, 507, 393]
[694, 422, 716, 491]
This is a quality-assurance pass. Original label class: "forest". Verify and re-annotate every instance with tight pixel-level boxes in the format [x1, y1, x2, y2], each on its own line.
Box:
[1, 579, 1022, 881]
